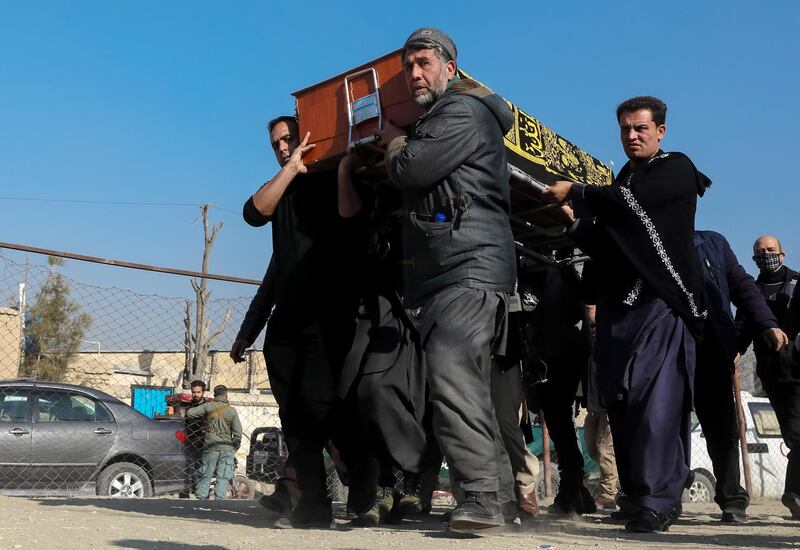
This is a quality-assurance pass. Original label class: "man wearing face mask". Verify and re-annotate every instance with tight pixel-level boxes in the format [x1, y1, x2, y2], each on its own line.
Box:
[735, 235, 800, 517]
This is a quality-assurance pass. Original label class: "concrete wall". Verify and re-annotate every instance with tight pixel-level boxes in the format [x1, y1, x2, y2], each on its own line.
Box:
[0, 308, 21, 377]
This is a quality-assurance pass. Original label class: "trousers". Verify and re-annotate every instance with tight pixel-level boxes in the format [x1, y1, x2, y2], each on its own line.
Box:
[195, 448, 235, 499]
[601, 299, 694, 514]
[419, 286, 508, 493]
[694, 336, 749, 513]
[491, 362, 539, 494]
[264, 311, 353, 504]
[763, 379, 800, 498]
[584, 411, 618, 498]
[537, 352, 586, 478]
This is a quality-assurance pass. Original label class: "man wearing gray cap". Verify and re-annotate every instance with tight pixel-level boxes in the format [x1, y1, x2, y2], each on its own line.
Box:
[377, 27, 516, 531]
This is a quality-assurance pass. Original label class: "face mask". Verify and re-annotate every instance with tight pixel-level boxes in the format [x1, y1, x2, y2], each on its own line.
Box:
[753, 252, 783, 273]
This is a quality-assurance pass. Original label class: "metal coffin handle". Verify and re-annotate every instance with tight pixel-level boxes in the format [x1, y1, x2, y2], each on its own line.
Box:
[344, 67, 382, 150]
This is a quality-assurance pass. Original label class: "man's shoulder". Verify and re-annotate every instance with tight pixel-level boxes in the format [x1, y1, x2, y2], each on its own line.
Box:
[427, 90, 478, 117]
[646, 151, 693, 171]
[694, 229, 726, 248]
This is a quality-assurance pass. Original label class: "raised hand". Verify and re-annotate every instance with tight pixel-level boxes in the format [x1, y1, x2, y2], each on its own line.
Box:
[287, 131, 315, 174]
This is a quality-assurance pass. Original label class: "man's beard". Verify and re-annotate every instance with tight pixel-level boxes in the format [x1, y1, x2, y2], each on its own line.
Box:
[413, 70, 449, 108]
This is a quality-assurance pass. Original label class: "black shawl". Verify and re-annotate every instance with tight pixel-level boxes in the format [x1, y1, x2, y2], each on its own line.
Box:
[572, 151, 710, 336]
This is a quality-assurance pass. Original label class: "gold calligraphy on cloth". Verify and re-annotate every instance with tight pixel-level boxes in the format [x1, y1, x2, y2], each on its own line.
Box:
[459, 70, 613, 186]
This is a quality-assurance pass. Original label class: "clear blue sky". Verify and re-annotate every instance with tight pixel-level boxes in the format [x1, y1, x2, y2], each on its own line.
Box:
[1, 1, 798, 299]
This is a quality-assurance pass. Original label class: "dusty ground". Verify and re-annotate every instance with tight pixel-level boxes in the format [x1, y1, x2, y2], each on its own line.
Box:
[1, 496, 799, 550]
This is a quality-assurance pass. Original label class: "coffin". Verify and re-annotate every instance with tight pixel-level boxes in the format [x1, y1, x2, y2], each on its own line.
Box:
[292, 50, 612, 246]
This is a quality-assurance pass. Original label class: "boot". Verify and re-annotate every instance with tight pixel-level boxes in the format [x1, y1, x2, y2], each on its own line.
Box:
[273, 498, 333, 530]
[448, 491, 505, 531]
[393, 472, 424, 519]
[352, 486, 394, 526]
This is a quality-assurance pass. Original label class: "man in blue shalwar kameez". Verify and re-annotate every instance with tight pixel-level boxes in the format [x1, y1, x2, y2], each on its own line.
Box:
[545, 96, 710, 533]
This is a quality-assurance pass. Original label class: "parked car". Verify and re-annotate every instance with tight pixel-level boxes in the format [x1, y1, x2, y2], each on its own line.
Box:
[0, 379, 189, 497]
[686, 392, 788, 502]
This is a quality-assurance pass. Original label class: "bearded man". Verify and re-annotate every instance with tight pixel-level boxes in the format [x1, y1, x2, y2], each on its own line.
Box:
[376, 27, 517, 531]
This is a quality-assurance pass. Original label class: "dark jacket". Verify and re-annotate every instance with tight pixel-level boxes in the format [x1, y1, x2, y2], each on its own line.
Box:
[235, 260, 275, 345]
[186, 397, 242, 451]
[694, 230, 777, 372]
[736, 265, 800, 382]
[570, 151, 709, 336]
[386, 79, 516, 307]
[243, 172, 357, 317]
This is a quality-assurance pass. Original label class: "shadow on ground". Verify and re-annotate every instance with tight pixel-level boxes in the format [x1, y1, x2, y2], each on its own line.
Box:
[34, 497, 271, 528]
[113, 540, 228, 550]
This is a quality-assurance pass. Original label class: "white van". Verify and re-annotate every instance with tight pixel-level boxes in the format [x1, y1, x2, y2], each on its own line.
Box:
[686, 392, 788, 502]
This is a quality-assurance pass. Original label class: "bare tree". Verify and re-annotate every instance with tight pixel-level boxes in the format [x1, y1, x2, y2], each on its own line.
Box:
[183, 204, 232, 387]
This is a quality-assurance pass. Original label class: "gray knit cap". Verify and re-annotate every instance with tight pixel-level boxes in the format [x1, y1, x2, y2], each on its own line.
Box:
[403, 27, 457, 61]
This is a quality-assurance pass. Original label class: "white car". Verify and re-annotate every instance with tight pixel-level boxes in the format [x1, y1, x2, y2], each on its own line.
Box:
[686, 392, 787, 502]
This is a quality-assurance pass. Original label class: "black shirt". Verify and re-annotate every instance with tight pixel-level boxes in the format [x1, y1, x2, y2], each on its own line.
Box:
[243, 172, 350, 316]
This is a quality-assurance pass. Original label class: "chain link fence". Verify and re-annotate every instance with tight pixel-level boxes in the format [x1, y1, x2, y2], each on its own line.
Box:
[0, 247, 788, 503]
[0, 248, 325, 500]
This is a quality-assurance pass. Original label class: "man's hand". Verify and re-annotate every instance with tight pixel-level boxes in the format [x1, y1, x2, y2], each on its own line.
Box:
[733, 352, 741, 368]
[560, 203, 576, 223]
[761, 327, 789, 353]
[542, 180, 573, 203]
[286, 131, 315, 175]
[230, 339, 250, 364]
[374, 121, 406, 149]
[339, 151, 366, 173]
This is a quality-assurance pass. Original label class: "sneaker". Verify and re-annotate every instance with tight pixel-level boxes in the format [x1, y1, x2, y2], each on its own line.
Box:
[448, 491, 505, 531]
[352, 487, 394, 527]
[595, 494, 617, 511]
[782, 493, 800, 519]
[274, 501, 333, 530]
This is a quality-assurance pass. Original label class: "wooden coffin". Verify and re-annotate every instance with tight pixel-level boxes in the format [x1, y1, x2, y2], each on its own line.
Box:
[292, 49, 423, 170]
[292, 50, 613, 234]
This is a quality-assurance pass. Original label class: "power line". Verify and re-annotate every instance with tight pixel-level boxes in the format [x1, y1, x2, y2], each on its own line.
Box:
[0, 196, 240, 215]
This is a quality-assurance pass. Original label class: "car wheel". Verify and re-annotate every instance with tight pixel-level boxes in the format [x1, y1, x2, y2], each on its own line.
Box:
[682, 471, 715, 503]
[97, 462, 153, 498]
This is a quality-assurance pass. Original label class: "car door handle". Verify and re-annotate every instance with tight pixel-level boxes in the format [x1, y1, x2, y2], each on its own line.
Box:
[747, 442, 769, 454]
[93, 428, 113, 435]
[9, 428, 30, 436]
